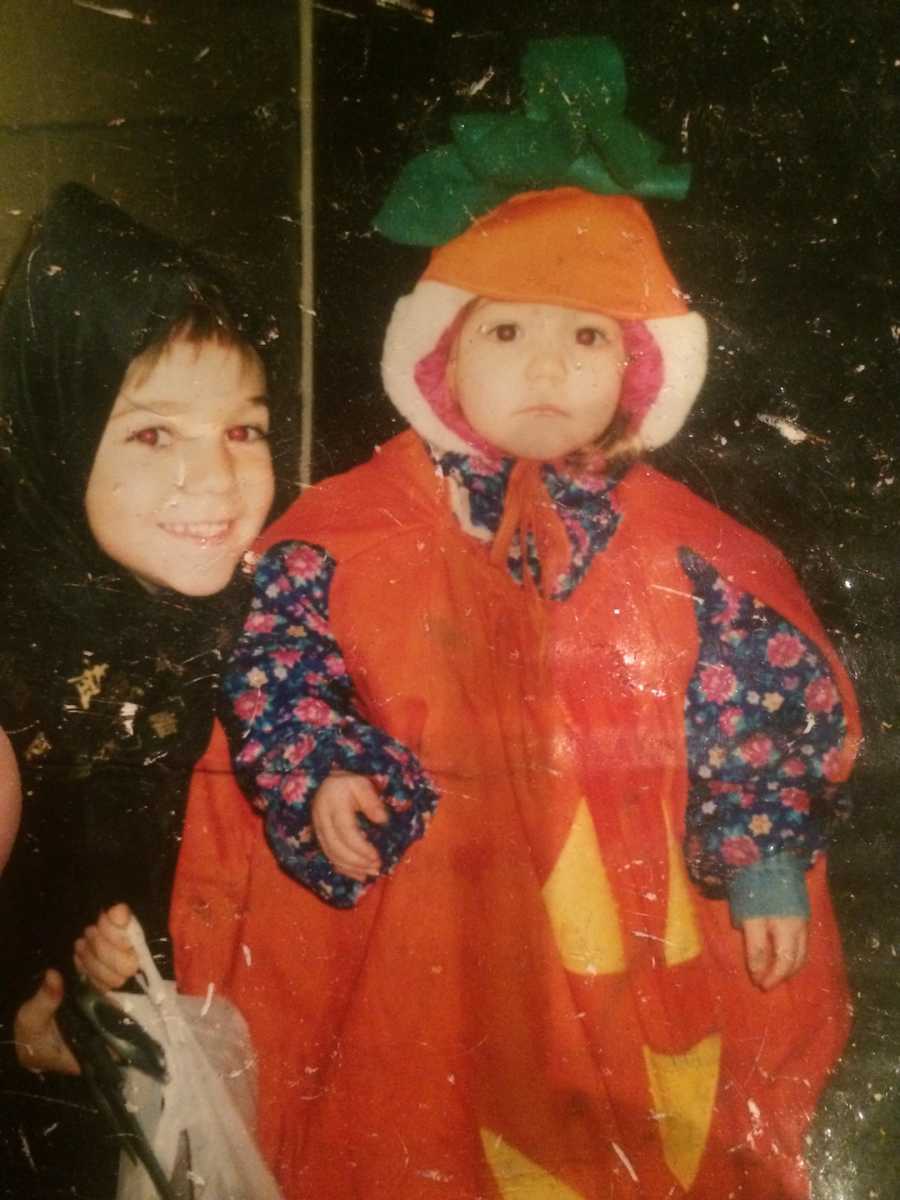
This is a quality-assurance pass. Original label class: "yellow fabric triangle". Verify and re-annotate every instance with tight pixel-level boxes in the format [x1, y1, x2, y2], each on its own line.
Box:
[642, 1033, 722, 1191]
[662, 806, 702, 967]
[480, 1129, 586, 1199]
[541, 797, 626, 976]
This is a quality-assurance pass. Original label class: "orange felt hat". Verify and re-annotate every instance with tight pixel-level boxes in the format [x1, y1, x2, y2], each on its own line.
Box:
[423, 188, 689, 321]
[383, 187, 707, 456]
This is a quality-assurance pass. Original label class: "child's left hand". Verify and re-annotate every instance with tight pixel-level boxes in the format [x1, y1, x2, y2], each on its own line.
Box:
[741, 915, 808, 991]
[73, 902, 139, 992]
[312, 771, 389, 881]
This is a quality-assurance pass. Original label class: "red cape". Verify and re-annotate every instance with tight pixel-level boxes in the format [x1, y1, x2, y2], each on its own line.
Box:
[173, 432, 859, 1199]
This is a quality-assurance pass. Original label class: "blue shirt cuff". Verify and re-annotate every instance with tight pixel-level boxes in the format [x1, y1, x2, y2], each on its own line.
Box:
[726, 853, 811, 925]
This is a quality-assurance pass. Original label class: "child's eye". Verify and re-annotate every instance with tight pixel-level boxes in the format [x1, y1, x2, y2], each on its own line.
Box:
[485, 323, 520, 342]
[128, 426, 172, 448]
[575, 327, 609, 347]
[227, 424, 270, 444]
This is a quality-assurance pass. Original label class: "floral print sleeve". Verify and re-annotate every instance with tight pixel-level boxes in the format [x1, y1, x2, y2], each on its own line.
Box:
[221, 540, 438, 909]
[679, 548, 849, 917]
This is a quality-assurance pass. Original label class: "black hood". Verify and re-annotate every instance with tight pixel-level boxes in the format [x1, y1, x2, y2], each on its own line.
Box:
[0, 182, 266, 578]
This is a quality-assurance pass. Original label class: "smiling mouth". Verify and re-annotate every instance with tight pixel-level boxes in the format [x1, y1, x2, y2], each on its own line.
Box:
[159, 520, 234, 543]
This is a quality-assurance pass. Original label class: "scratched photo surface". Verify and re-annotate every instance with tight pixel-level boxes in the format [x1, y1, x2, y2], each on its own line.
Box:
[1, 2, 897, 1199]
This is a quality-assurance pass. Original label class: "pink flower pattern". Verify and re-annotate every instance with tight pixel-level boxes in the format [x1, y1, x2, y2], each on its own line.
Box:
[805, 676, 839, 713]
[779, 787, 811, 814]
[293, 697, 335, 727]
[284, 543, 327, 582]
[821, 746, 844, 782]
[699, 665, 738, 704]
[738, 734, 774, 768]
[781, 757, 807, 778]
[721, 836, 761, 867]
[766, 632, 805, 668]
[718, 706, 744, 737]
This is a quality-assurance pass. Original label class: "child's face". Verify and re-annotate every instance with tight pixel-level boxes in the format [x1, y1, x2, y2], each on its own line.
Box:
[84, 336, 274, 595]
[448, 300, 626, 460]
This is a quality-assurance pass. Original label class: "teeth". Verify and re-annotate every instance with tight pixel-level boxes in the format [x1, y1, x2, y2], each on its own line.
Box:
[161, 521, 230, 538]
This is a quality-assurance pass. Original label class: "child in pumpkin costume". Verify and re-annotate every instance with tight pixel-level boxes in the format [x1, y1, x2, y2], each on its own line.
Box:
[171, 46, 859, 1200]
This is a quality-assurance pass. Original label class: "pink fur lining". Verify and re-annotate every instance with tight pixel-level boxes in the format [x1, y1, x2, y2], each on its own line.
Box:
[413, 309, 499, 460]
[619, 320, 664, 430]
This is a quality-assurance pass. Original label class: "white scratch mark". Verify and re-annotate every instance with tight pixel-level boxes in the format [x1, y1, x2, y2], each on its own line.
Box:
[242, 941, 253, 967]
[465, 67, 495, 96]
[24, 245, 41, 333]
[194, 46, 210, 62]
[757, 412, 808, 444]
[73, 0, 153, 21]
[611, 1141, 639, 1182]
[746, 1097, 764, 1148]
[120, 701, 137, 737]
[650, 583, 693, 599]
[18, 1129, 36, 1169]
[200, 981, 215, 1017]
[374, 0, 435, 22]
[314, 2, 358, 17]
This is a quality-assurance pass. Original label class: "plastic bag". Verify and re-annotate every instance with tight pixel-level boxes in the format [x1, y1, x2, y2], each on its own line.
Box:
[111, 917, 283, 1200]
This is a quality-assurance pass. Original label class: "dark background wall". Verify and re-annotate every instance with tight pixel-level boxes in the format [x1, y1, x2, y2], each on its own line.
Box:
[313, 5, 898, 1198]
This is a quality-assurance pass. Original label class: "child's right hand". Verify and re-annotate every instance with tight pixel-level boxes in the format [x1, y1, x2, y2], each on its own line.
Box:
[73, 902, 139, 992]
[312, 772, 389, 881]
[14, 970, 80, 1075]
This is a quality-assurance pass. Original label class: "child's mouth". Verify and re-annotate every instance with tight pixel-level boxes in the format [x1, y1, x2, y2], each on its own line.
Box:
[159, 520, 233, 544]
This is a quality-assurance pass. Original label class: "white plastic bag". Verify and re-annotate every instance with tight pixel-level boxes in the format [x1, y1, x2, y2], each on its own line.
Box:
[112, 917, 282, 1200]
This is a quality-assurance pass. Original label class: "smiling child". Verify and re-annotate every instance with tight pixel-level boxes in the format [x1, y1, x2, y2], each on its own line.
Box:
[85, 333, 273, 598]
[0, 183, 276, 1197]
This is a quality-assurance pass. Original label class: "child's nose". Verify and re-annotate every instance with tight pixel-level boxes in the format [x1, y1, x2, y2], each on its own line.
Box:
[525, 346, 567, 381]
[177, 438, 238, 495]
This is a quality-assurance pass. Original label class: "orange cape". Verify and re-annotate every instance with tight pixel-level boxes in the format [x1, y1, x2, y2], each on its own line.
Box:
[173, 432, 859, 1199]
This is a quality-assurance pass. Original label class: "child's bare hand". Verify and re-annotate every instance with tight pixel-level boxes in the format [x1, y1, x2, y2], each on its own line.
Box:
[741, 915, 808, 991]
[312, 772, 388, 881]
[74, 903, 139, 992]
[14, 969, 80, 1075]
